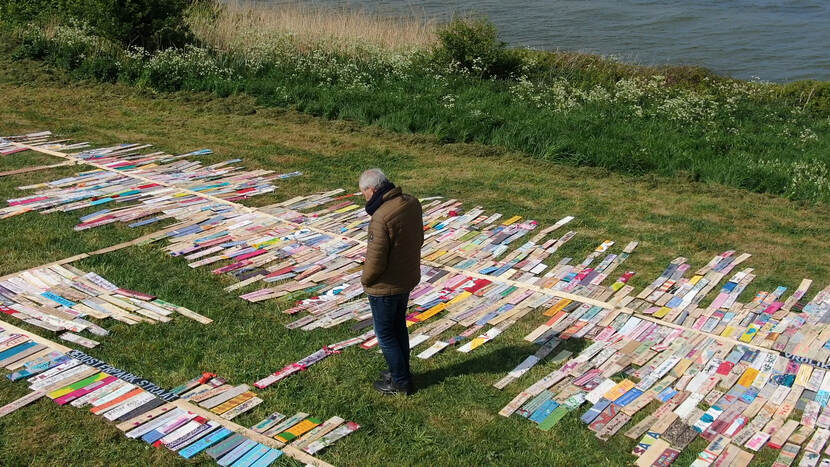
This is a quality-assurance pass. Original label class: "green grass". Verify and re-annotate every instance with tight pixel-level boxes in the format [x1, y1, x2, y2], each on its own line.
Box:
[0, 57, 828, 466]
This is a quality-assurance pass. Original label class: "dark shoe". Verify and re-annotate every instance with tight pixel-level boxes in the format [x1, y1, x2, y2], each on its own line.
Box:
[373, 379, 416, 396]
[380, 370, 391, 383]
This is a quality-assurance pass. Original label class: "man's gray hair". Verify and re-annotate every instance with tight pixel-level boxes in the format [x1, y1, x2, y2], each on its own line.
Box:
[359, 168, 389, 191]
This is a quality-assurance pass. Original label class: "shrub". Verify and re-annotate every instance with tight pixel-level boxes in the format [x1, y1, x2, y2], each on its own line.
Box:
[1, 0, 194, 50]
[434, 18, 522, 79]
[0, 0, 58, 24]
[38, 24, 101, 70]
[13, 28, 51, 60]
[59, 0, 194, 50]
[117, 47, 150, 84]
[76, 52, 120, 82]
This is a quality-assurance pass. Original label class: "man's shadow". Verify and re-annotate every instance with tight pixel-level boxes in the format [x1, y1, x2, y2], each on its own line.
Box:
[413, 343, 540, 390]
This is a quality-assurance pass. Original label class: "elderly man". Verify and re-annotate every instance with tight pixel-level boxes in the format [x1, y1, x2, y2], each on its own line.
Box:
[359, 168, 423, 395]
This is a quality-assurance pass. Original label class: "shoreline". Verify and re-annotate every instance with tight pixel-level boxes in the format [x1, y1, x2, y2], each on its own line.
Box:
[297, 0, 830, 83]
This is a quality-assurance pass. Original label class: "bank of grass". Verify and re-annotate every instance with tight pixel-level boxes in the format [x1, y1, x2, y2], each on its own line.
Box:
[3, 1, 829, 204]
[1, 56, 829, 466]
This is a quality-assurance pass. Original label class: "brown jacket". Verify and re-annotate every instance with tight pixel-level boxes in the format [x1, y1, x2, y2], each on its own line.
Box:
[361, 187, 424, 296]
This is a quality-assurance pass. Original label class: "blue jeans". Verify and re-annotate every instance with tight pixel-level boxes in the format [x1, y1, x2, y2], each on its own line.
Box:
[369, 293, 411, 385]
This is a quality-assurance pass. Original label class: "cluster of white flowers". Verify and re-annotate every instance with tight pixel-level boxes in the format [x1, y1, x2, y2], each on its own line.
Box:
[507, 73, 774, 128]
[655, 92, 720, 126]
[124, 46, 149, 61]
[756, 158, 830, 202]
[273, 85, 291, 102]
[144, 45, 237, 87]
[222, 30, 298, 72]
[799, 127, 819, 144]
[50, 25, 100, 52]
[508, 76, 543, 108]
[443, 59, 473, 78]
[112, 46, 150, 74]
[31, 25, 242, 89]
[770, 113, 822, 147]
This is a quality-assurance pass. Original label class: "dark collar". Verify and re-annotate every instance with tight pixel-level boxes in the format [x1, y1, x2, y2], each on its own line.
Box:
[365, 182, 396, 215]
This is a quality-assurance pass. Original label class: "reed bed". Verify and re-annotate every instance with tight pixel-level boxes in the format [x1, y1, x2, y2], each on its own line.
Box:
[188, 1, 439, 53]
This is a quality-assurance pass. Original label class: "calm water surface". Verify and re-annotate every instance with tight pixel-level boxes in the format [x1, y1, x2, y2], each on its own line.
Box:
[293, 0, 830, 82]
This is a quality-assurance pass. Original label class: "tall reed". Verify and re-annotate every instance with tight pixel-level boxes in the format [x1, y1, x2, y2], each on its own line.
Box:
[188, 0, 438, 53]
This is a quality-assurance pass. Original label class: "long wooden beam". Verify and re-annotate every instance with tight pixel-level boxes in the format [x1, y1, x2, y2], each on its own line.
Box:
[0, 214, 210, 282]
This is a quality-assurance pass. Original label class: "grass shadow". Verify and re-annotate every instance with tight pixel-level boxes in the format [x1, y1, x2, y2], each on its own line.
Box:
[414, 343, 536, 390]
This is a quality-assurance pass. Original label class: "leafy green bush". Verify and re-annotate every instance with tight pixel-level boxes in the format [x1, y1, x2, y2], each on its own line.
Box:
[12, 28, 51, 60]
[0, 0, 58, 24]
[13, 25, 235, 90]
[75, 52, 120, 82]
[1, 0, 193, 50]
[62, 0, 193, 50]
[117, 48, 150, 84]
[434, 19, 523, 79]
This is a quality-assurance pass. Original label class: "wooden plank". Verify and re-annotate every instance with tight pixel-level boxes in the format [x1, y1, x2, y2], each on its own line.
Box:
[0, 161, 75, 177]
[0, 390, 46, 418]
[0, 343, 47, 367]
[0, 214, 208, 285]
[5, 346, 54, 370]
[199, 385, 249, 409]
[0, 318, 71, 352]
[115, 402, 176, 431]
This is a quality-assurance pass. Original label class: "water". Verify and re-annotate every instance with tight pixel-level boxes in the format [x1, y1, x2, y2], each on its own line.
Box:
[296, 0, 830, 82]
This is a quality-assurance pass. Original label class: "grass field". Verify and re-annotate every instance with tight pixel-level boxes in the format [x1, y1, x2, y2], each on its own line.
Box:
[0, 56, 828, 466]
